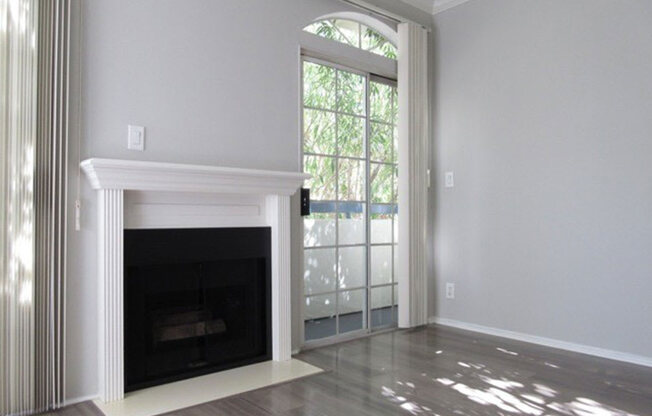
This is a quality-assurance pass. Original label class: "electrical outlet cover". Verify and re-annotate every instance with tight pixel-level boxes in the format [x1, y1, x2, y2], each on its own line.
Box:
[445, 171, 454, 188]
[446, 283, 455, 299]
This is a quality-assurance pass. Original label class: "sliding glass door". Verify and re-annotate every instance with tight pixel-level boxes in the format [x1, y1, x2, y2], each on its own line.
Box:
[301, 57, 398, 344]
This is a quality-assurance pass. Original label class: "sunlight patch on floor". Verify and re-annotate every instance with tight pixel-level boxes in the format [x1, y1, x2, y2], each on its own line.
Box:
[381, 353, 640, 416]
[496, 347, 519, 356]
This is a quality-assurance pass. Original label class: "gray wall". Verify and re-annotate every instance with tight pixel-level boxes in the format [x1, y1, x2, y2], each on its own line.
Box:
[65, 0, 430, 401]
[431, 0, 652, 357]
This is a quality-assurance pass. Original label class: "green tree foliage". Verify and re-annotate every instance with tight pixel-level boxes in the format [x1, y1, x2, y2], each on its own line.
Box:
[304, 19, 397, 60]
[303, 61, 397, 206]
[303, 62, 335, 110]
[362, 28, 397, 60]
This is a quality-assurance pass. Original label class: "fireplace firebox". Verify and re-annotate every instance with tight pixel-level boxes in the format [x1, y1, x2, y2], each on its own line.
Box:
[124, 227, 272, 392]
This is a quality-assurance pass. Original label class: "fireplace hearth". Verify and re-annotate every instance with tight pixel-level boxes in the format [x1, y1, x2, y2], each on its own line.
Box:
[124, 227, 272, 392]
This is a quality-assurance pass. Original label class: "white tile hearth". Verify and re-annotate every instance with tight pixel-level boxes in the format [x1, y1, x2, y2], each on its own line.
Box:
[93, 359, 322, 416]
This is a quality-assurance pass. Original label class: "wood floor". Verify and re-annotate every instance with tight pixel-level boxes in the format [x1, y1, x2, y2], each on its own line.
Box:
[46, 325, 652, 416]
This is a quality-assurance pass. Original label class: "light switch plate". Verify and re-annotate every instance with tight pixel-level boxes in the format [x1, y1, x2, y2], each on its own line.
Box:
[128, 125, 145, 151]
[445, 171, 454, 188]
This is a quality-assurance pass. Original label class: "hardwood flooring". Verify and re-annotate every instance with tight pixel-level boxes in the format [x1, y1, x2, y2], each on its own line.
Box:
[44, 324, 652, 415]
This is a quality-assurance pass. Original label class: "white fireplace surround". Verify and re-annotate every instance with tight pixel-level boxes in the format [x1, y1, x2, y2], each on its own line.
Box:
[81, 158, 309, 403]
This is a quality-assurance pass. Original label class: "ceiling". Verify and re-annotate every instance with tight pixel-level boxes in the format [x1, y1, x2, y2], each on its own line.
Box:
[399, 0, 472, 14]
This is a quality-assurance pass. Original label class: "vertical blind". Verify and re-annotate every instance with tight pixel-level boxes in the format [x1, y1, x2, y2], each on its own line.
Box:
[35, 0, 70, 412]
[1, 0, 39, 414]
[397, 22, 429, 328]
[1, 0, 71, 414]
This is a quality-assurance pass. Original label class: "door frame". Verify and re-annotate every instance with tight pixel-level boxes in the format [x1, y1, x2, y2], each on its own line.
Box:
[298, 54, 398, 349]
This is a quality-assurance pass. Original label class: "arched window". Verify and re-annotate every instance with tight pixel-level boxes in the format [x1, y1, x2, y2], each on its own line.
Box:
[304, 19, 397, 60]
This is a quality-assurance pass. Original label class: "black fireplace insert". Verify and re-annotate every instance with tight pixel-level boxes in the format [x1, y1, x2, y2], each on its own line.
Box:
[124, 227, 271, 392]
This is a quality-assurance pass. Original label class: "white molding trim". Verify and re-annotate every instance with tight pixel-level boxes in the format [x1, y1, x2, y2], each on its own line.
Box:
[309, 11, 398, 45]
[430, 317, 652, 368]
[433, 0, 473, 14]
[97, 189, 124, 402]
[83, 159, 306, 403]
[399, 0, 472, 15]
[300, 32, 397, 80]
[267, 195, 292, 361]
[399, 0, 436, 14]
[124, 192, 268, 230]
[81, 158, 308, 196]
[335, 0, 431, 31]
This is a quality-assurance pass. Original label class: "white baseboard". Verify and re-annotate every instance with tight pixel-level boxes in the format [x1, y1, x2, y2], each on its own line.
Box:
[64, 393, 99, 407]
[54, 318, 652, 411]
[430, 317, 652, 368]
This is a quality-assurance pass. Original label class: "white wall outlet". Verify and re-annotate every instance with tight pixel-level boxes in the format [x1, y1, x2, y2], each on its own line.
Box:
[445, 171, 455, 188]
[446, 283, 455, 299]
[128, 125, 145, 151]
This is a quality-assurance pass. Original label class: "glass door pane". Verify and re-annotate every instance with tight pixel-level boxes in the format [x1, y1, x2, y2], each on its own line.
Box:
[302, 58, 397, 343]
[368, 77, 398, 330]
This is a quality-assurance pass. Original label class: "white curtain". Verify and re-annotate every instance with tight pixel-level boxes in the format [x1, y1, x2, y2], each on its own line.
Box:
[1, 0, 71, 414]
[397, 22, 429, 328]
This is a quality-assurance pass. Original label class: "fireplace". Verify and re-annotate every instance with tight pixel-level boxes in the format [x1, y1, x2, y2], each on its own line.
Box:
[124, 227, 271, 391]
[81, 158, 308, 402]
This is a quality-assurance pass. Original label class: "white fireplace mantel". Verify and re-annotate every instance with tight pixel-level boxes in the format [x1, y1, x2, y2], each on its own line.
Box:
[81, 158, 308, 195]
[81, 158, 309, 403]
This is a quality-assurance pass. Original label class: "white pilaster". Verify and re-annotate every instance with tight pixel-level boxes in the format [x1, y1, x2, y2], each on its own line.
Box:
[266, 195, 292, 361]
[97, 189, 124, 402]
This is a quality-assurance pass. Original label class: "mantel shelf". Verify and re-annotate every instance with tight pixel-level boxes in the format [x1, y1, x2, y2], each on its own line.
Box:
[81, 158, 309, 196]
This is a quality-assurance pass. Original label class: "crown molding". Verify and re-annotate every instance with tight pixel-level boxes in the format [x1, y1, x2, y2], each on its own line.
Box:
[433, 0, 472, 14]
[398, 0, 436, 14]
[399, 0, 472, 15]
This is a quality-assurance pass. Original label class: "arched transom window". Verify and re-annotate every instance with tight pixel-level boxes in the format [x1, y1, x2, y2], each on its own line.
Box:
[304, 19, 397, 60]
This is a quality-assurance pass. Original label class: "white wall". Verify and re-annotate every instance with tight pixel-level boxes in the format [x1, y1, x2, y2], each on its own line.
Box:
[66, 0, 431, 402]
[431, 0, 652, 358]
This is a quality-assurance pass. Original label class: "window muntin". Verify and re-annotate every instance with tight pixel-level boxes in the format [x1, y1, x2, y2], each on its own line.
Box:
[304, 19, 397, 60]
[302, 58, 398, 343]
